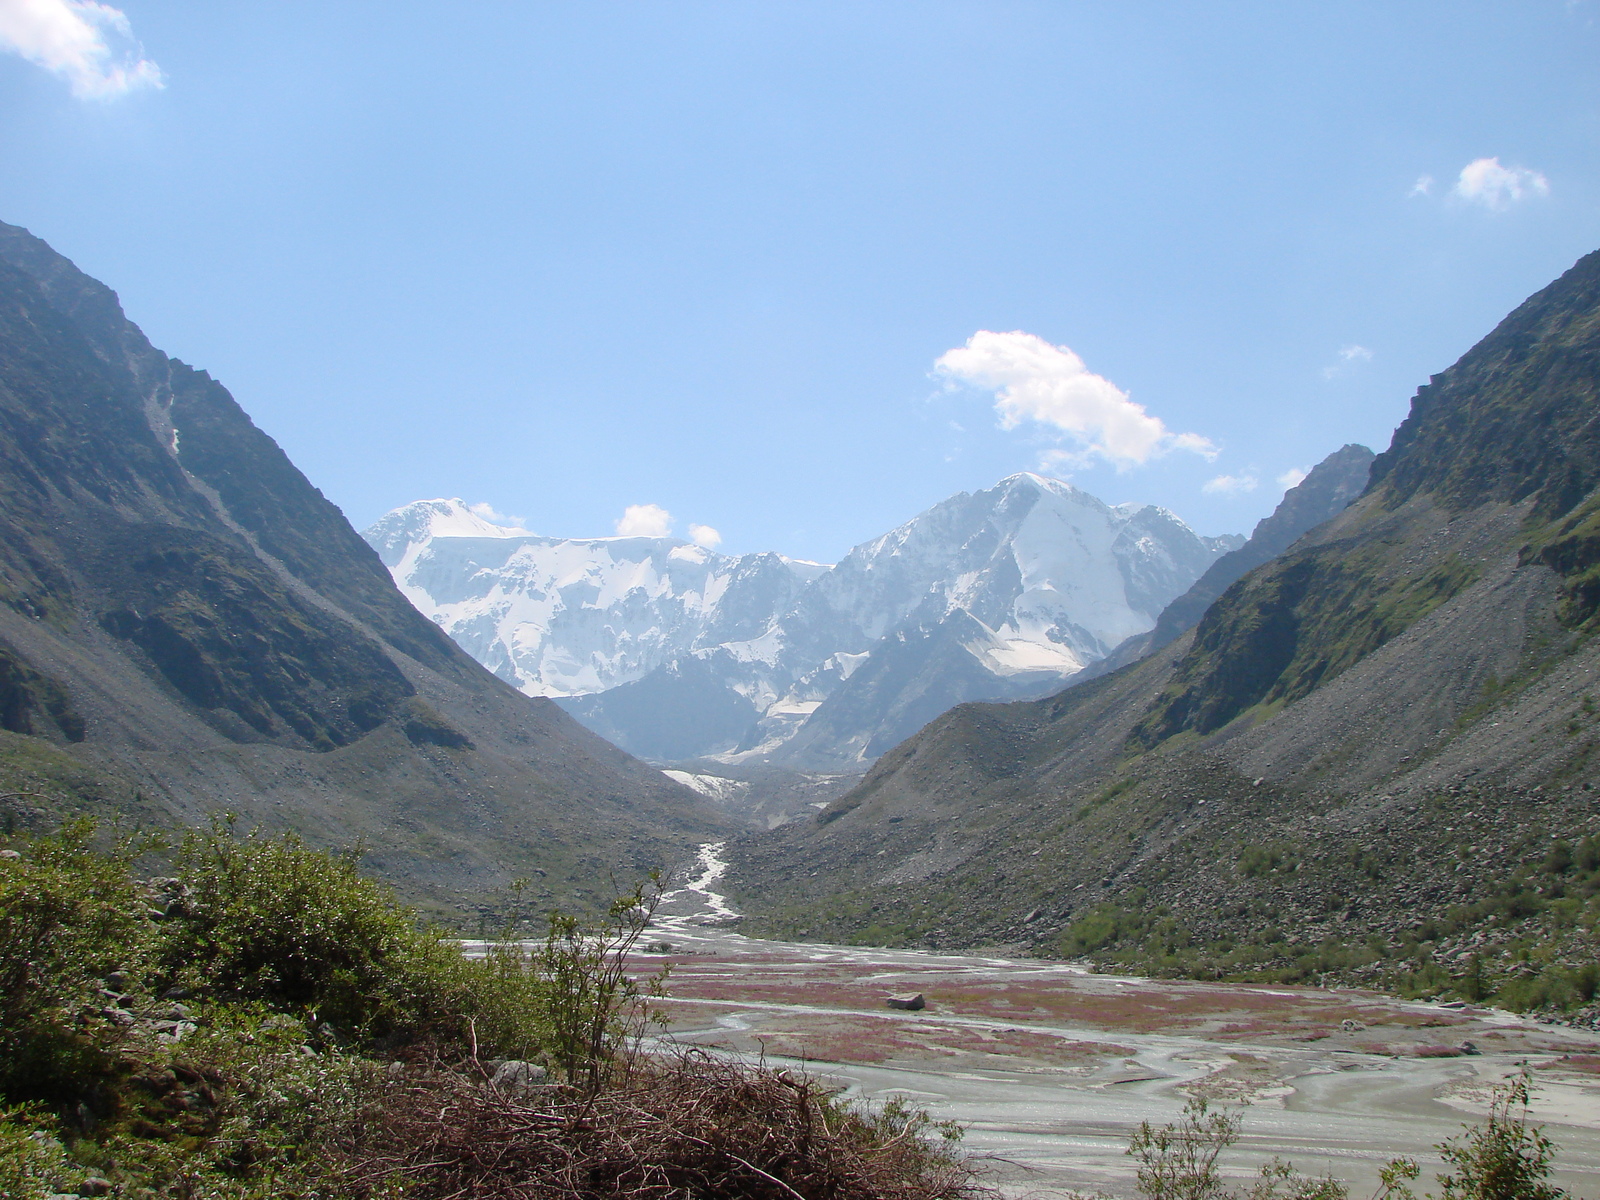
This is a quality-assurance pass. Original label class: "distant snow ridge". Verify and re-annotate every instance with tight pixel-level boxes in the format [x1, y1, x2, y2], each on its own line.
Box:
[364, 498, 825, 697]
[364, 475, 1239, 766]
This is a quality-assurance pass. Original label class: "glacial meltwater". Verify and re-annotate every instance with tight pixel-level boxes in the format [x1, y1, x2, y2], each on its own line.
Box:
[645, 843, 1600, 1199]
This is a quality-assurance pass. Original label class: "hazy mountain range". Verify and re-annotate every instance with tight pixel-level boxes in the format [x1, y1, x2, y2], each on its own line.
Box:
[367, 476, 1244, 766]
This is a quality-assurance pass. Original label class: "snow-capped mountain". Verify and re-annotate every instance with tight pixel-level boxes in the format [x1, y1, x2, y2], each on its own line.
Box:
[364, 475, 1240, 765]
[364, 498, 825, 697]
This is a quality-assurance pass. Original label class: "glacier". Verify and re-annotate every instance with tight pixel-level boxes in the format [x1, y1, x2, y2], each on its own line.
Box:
[364, 475, 1240, 766]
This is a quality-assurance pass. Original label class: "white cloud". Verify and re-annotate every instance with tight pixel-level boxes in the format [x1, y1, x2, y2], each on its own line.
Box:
[1321, 344, 1373, 380]
[1202, 473, 1258, 496]
[934, 331, 1216, 470]
[1408, 175, 1434, 198]
[1450, 157, 1549, 210]
[688, 523, 722, 549]
[468, 501, 526, 529]
[1277, 467, 1310, 490]
[615, 503, 672, 538]
[0, 0, 163, 99]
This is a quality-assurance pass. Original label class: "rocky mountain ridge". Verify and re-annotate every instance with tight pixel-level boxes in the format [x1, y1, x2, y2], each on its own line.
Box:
[724, 247, 1600, 1008]
[0, 220, 727, 916]
[370, 475, 1241, 767]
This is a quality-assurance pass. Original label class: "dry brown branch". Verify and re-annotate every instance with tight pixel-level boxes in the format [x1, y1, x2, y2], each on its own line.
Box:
[336, 1052, 992, 1200]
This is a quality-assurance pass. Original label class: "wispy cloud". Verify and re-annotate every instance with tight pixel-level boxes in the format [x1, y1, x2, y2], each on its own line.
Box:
[615, 503, 673, 538]
[1450, 157, 1549, 210]
[468, 501, 527, 529]
[1202, 473, 1258, 496]
[1322, 343, 1373, 380]
[934, 330, 1215, 471]
[0, 0, 163, 98]
[1277, 467, 1310, 490]
[1408, 175, 1434, 198]
[688, 523, 722, 549]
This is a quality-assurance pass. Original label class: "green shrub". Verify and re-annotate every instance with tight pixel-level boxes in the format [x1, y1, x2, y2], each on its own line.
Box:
[1128, 1097, 1240, 1200]
[0, 820, 154, 1101]
[1495, 963, 1600, 1012]
[0, 1106, 76, 1200]
[1238, 844, 1300, 879]
[1128, 1099, 1421, 1200]
[88, 1006, 387, 1198]
[538, 875, 668, 1091]
[157, 818, 479, 1046]
[1436, 1077, 1565, 1200]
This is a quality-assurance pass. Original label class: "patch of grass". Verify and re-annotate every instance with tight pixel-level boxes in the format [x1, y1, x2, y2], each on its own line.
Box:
[1237, 843, 1300, 879]
[1077, 777, 1140, 821]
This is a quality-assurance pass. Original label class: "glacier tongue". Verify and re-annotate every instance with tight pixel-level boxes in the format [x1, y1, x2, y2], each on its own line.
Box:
[363, 476, 1239, 766]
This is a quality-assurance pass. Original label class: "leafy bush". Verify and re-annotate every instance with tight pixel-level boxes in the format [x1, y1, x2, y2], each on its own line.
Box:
[0, 816, 983, 1198]
[86, 1006, 387, 1198]
[1128, 1098, 1416, 1200]
[1435, 1077, 1565, 1200]
[537, 875, 667, 1091]
[1127, 1097, 1239, 1200]
[0, 820, 154, 1101]
[157, 818, 483, 1046]
[0, 1106, 76, 1200]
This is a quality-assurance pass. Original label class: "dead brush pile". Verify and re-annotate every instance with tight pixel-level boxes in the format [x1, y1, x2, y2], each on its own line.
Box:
[344, 1052, 991, 1200]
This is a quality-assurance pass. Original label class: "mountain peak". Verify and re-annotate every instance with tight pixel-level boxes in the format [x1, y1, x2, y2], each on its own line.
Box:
[995, 470, 1081, 498]
[364, 499, 532, 566]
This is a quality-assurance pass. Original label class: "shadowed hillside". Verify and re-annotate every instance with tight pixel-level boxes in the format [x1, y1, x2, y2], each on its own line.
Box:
[0, 221, 728, 917]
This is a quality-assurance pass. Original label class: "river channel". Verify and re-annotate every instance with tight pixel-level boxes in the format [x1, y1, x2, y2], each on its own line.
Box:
[643, 843, 1600, 1198]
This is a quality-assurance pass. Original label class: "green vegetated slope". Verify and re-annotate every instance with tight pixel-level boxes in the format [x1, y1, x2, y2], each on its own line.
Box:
[0, 221, 729, 917]
[728, 248, 1600, 1008]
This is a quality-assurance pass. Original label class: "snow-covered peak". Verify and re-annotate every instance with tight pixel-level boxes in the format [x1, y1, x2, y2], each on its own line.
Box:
[364, 498, 531, 566]
[364, 476, 1240, 765]
[778, 556, 832, 583]
[995, 471, 1091, 500]
[361, 502, 823, 697]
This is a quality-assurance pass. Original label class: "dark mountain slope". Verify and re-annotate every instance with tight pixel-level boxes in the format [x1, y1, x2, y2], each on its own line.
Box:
[0, 222, 727, 913]
[726, 250, 1600, 1000]
[1136, 251, 1600, 747]
[1074, 444, 1374, 684]
[1148, 444, 1374, 650]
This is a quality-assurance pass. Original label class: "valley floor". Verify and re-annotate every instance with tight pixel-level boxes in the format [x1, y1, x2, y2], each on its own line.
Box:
[646, 847, 1600, 1199]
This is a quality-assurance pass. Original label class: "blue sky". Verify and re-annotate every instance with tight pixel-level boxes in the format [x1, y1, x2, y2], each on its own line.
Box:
[1, 3, 1597, 562]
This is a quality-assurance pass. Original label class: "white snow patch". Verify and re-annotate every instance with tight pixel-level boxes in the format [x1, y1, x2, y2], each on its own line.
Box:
[765, 699, 823, 717]
[661, 770, 752, 804]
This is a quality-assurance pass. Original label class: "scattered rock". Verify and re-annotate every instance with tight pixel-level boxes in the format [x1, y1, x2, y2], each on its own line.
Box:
[886, 993, 926, 1011]
[78, 1177, 114, 1197]
[490, 1060, 550, 1097]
